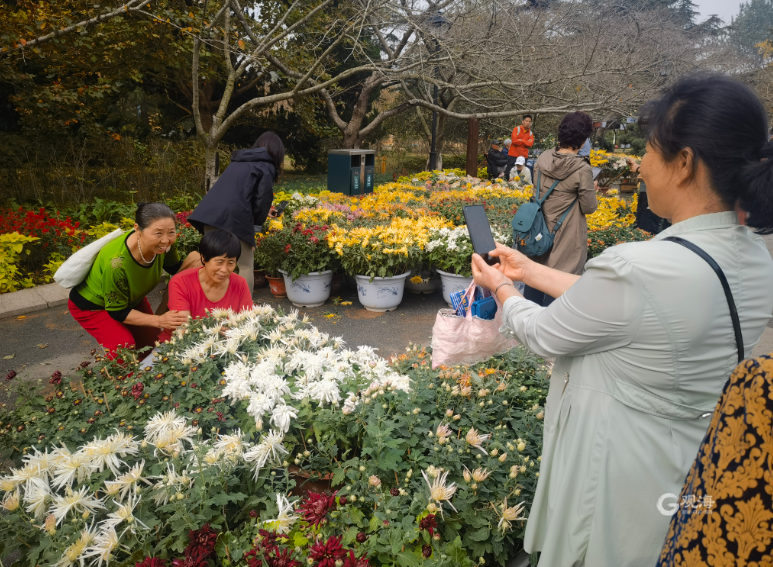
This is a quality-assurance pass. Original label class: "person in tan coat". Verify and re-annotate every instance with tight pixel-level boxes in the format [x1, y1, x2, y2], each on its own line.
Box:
[524, 112, 597, 306]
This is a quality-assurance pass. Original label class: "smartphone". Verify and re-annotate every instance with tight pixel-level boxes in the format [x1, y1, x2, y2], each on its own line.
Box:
[274, 200, 290, 215]
[592, 167, 601, 181]
[463, 205, 500, 266]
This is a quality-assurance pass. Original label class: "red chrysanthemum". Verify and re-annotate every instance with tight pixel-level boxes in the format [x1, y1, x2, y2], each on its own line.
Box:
[309, 536, 346, 567]
[342, 550, 370, 567]
[298, 491, 337, 528]
[49, 370, 62, 385]
[182, 524, 218, 567]
[419, 514, 438, 538]
[136, 558, 167, 567]
[131, 382, 145, 400]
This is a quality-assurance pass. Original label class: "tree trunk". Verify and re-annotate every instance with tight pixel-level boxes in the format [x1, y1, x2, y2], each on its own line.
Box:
[341, 130, 361, 149]
[204, 144, 220, 191]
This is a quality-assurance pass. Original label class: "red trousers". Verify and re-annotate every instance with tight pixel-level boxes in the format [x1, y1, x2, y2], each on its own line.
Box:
[69, 298, 160, 359]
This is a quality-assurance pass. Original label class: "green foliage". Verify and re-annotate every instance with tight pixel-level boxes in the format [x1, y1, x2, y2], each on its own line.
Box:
[279, 224, 335, 280]
[729, 0, 773, 59]
[254, 229, 286, 277]
[0, 232, 38, 292]
[587, 224, 651, 258]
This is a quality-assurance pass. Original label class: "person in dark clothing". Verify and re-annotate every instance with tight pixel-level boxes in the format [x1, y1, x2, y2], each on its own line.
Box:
[627, 158, 671, 235]
[487, 139, 509, 178]
[188, 132, 285, 292]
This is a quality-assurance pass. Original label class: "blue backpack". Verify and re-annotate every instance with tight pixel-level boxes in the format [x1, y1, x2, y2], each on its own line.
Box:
[511, 170, 577, 257]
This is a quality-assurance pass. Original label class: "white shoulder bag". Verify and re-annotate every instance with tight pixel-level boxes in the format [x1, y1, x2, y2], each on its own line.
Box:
[54, 229, 125, 289]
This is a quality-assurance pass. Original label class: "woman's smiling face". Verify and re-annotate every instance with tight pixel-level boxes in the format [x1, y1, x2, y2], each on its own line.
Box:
[137, 218, 177, 254]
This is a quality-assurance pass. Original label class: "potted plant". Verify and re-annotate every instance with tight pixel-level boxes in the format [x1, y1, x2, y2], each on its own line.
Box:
[329, 219, 425, 311]
[426, 227, 475, 306]
[405, 263, 441, 294]
[278, 223, 334, 308]
[254, 230, 287, 297]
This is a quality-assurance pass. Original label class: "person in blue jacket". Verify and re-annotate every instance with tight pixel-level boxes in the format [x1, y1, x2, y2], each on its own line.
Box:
[188, 132, 285, 292]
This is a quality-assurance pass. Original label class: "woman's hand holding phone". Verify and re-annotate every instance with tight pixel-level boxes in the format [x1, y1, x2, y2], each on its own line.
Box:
[489, 243, 531, 282]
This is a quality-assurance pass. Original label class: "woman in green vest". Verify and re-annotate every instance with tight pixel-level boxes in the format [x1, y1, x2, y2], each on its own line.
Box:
[68, 202, 199, 359]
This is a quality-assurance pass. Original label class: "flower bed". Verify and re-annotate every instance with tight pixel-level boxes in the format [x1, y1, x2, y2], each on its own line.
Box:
[1, 169, 647, 294]
[1, 306, 548, 566]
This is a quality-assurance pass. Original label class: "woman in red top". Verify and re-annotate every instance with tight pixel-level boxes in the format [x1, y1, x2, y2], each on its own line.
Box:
[159, 229, 253, 342]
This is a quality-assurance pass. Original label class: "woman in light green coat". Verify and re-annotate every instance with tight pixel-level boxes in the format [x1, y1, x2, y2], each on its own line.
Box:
[472, 75, 773, 566]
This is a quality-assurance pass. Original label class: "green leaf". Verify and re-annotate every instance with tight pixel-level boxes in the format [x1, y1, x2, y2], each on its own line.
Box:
[395, 551, 421, 567]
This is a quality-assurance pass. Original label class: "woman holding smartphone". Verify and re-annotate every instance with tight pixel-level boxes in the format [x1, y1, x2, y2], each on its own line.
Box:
[472, 75, 773, 566]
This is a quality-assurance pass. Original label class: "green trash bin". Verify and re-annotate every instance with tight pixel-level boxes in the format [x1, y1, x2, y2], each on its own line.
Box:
[328, 149, 376, 195]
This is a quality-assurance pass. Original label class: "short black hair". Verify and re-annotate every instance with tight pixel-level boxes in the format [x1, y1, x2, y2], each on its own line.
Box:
[523, 115, 533, 121]
[557, 112, 592, 150]
[199, 229, 241, 262]
[135, 202, 175, 230]
[641, 74, 773, 234]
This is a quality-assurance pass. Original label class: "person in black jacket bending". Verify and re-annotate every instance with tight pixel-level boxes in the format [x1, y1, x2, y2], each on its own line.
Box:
[487, 139, 509, 178]
[188, 132, 285, 292]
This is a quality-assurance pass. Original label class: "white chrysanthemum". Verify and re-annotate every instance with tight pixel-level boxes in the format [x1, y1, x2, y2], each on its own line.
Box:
[144, 411, 186, 444]
[55, 523, 97, 567]
[1, 489, 20, 511]
[22, 448, 54, 480]
[9, 461, 48, 488]
[270, 404, 297, 433]
[83, 432, 139, 474]
[264, 493, 298, 534]
[52, 451, 92, 490]
[23, 476, 52, 520]
[104, 493, 148, 535]
[81, 524, 119, 567]
[422, 469, 458, 518]
[342, 392, 359, 415]
[103, 460, 146, 501]
[305, 379, 341, 406]
[243, 430, 287, 479]
[213, 430, 247, 458]
[51, 486, 105, 525]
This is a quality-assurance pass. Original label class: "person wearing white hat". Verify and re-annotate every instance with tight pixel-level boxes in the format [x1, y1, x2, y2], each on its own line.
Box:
[509, 155, 532, 185]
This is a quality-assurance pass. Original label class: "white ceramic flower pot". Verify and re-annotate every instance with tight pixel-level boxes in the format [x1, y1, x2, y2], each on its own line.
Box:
[355, 271, 411, 312]
[405, 271, 441, 295]
[278, 270, 333, 308]
[436, 269, 474, 307]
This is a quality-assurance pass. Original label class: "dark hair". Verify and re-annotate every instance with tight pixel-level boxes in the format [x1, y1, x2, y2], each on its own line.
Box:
[199, 229, 242, 263]
[523, 114, 533, 121]
[135, 202, 175, 230]
[251, 131, 285, 182]
[641, 74, 773, 234]
[557, 112, 592, 150]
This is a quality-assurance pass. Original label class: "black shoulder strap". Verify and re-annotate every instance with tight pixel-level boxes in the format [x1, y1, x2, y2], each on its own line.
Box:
[665, 236, 744, 363]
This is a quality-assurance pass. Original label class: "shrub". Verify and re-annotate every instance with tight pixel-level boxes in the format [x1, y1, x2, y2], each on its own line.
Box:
[587, 225, 651, 258]
[0, 232, 38, 292]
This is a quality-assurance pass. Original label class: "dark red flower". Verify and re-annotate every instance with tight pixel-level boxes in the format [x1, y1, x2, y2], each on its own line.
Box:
[131, 382, 144, 400]
[182, 524, 218, 567]
[422, 545, 432, 559]
[49, 370, 62, 385]
[338, 496, 347, 505]
[343, 550, 370, 567]
[80, 361, 90, 368]
[390, 488, 400, 497]
[136, 558, 167, 567]
[5, 370, 16, 381]
[266, 548, 302, 567]
[419, 514, 438, 538]
[73, 398, 82, 406]
[284, 244, 291, 253]
[309, 536, 346, 567]
[355, 532, 368, 543]
[298, 491, 337, 528]
[249, 509, 258, 518]
[310, 236, 319, 244]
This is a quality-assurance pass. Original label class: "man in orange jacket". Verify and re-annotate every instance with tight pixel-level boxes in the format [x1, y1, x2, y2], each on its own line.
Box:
[506, 115, 534, 178]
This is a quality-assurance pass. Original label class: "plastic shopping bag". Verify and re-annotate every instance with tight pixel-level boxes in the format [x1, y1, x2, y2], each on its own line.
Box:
[430, 282, 518, 369]
[54, 228, 124, 289]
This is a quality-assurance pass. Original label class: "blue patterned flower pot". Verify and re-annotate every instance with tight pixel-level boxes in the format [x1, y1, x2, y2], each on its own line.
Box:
[354, 271, 411, 312]
[278, 270, 333, 308]
[436, 269, 474, 307]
